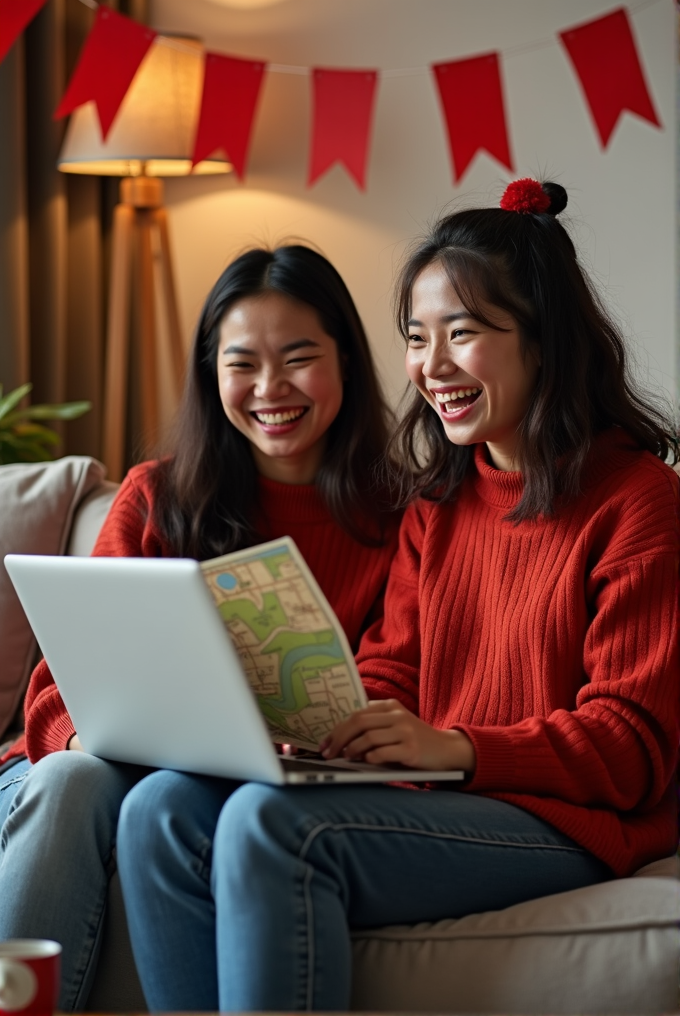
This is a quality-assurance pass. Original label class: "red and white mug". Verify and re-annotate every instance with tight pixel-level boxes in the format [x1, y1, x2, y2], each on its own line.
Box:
[0, 941, 61, 1015]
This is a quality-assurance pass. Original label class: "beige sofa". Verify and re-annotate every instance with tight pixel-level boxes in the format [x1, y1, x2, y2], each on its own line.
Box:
[2, 457, 679, 1014]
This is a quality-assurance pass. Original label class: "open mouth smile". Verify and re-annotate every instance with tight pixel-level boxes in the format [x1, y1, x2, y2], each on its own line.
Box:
[250, 406, 309, 428]
[432, 387, 482, 417]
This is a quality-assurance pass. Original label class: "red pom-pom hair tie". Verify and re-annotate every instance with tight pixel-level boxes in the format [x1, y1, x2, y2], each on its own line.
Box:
[500, 178, 551, 214]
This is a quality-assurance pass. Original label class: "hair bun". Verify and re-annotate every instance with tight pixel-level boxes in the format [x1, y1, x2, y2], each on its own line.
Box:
[541, 181, 568, 216]
[500, 178, 550, 214]
[499, 178, 568, 217]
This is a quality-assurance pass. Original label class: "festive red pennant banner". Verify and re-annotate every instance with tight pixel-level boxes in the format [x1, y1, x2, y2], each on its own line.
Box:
[41, 3, 661, 191]
[0, 0, 49, 65]
[192, 54, 266, 180]
[432, 52, 513, 183]
[308, 68, 378, 190]
[54, 6, 156, 140]
[559, 8, 661, 148]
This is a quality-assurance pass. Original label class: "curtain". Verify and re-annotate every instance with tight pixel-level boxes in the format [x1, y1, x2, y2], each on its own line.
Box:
[0, 0, 147, 463]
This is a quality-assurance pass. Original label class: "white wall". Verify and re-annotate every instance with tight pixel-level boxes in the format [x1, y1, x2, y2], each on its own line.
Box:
[149, 0, 676, 414]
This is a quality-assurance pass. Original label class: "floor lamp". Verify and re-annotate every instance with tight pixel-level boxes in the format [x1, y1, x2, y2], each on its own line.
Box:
[57, 36, 231, 481]
[103, 173, 185, 483]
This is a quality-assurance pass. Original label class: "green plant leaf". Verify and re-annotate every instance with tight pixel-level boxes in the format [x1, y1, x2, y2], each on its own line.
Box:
[0, 433, 26, 448]
[0, 384, 92, 462]
[0, 432, 53, 463]
[1, 426, 58, 448]
[11, 443, 53, 462]
[12, 422, 61, 444]
[0, 383, 32, 422]
[2, 400, 91, 426]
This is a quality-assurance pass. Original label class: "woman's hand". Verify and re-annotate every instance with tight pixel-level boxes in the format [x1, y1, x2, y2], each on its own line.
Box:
[67, 734, 83, 751]
[319, 699, 476, 772]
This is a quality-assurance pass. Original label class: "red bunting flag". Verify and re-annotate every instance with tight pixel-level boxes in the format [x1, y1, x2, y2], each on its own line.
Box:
[308, 68, 378, 190]
[432, 52, 513, 183]
[192, 54, 267, 180]
[54, 7, 156, 140]
[559, 8, 661, 148]
[0, 0, 49, 65]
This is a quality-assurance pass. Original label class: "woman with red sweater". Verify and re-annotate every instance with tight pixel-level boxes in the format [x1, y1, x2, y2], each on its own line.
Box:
[116, 180, 678, 1012]
[0, 245, 399, 1010]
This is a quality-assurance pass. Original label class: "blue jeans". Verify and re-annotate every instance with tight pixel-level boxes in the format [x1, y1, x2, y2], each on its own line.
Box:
[0, 752, 142, 1011]
[117, 772, 611, 1012]
[0, 757, 30, 824]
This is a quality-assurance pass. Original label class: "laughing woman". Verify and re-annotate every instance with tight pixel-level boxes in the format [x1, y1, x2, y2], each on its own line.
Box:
[0, 245, 399, 1011]
[117, 180, 678, 1012]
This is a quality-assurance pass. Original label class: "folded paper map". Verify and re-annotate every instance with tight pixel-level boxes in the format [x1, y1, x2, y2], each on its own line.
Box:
[201, 537, 367, 751]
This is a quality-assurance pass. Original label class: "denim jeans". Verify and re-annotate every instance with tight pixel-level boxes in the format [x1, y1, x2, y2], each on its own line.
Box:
[117, 772, 610, 1012]
[0, 752, 143, 1011]
[0, 757, 30, 826]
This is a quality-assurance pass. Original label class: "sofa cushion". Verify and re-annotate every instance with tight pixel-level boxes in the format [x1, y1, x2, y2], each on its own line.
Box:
[350, 873, 680, 1014]
[95, 863, 680, 1015]
[0, 457, 106, 740]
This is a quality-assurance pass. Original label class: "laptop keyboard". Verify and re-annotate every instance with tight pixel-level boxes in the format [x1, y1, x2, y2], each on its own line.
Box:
[279, 756, 392, 773]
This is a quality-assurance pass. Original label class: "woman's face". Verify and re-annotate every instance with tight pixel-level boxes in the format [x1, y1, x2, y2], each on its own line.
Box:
[216, 291, 344, 484]
[405, 262, 539, 471]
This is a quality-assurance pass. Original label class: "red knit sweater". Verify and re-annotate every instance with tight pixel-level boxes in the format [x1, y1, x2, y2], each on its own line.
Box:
[4, 463, 398, 765]
[357, 430, 680, 877]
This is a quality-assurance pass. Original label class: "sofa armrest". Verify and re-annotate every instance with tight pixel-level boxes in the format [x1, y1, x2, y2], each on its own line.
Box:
[66, 482, 120, 557]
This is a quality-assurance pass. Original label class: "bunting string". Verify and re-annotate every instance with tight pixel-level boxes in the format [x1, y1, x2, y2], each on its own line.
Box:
[67, 0, 664, 74]
[2, 0, 668, 189]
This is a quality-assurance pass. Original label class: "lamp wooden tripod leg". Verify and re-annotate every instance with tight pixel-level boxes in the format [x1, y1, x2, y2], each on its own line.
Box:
[102, 176, 185, 482]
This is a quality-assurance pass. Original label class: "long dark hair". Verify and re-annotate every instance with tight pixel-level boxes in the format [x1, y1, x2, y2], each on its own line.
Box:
[392, 182, 677, 521]
[151, 245, 394, 557]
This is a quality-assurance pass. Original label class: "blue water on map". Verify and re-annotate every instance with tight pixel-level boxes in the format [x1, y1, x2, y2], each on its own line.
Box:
[262, 632, 345, 711]
[216, 572, 238, 590]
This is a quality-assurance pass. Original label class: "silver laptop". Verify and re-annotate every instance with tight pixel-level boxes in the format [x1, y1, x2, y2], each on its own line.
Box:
[4, 554, 464, 786]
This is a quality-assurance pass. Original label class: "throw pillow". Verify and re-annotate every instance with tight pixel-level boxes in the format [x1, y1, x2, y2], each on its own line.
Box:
[0, 456, 106, 740]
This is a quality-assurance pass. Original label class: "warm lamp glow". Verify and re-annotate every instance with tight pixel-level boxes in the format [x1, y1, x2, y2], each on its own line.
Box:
[59, 158, 229, 176]
[206, 0, 289, 7]
[57, 36, 232, 177]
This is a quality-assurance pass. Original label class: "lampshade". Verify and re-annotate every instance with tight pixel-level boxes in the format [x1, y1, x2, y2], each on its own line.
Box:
[57, 36, 232, 177]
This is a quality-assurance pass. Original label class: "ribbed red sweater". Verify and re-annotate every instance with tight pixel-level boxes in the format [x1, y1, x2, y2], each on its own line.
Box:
[4, 463, 398, 765]
[357, 429, 680, 877]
